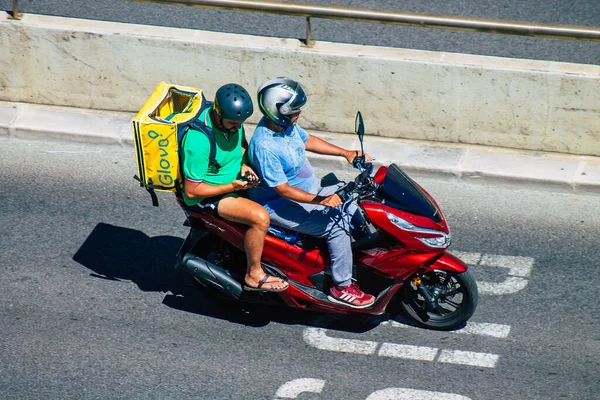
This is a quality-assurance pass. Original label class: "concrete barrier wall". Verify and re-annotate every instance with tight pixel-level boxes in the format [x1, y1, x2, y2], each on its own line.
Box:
[1, 12, 599, 155]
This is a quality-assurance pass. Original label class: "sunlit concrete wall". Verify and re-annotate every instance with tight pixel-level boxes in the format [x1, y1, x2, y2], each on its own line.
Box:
[1, 12, 599, 155]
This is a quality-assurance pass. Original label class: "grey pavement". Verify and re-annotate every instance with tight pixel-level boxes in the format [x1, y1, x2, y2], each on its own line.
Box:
[2, 100, 599, 194]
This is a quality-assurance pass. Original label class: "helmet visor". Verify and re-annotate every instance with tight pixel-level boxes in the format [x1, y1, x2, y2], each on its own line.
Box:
[280, 87, 308, 115]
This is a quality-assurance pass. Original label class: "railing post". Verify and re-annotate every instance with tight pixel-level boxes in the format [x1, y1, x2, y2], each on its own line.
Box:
[305, 16, 315, 47]
[10, 0, 23, 20]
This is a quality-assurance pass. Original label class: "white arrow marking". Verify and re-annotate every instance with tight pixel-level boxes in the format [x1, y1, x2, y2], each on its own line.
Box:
[274, 378, 325, 399]
[366, 388, 472, 400]
[384, 320, 511, 338]
[438, 349, 499, 368]
[303, 328, 378, 355]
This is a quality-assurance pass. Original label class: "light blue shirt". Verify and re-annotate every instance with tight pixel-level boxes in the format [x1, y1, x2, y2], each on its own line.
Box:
[248, 118, 316, 212]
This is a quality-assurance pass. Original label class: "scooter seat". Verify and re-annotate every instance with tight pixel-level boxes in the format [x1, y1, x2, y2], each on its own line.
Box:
[267, 225, 305, 246]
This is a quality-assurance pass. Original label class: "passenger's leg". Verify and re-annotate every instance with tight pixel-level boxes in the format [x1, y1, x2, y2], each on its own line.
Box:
[269, 201, 353, 287]
[217, 196, 288, 291]
[317, 184, 370, 239]
[271, 200, 374, 307]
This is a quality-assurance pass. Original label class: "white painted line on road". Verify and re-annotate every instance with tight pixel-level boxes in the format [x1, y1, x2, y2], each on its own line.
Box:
[477, 277, 528, 295]
[274, 378, 325, 399]
[366, 388, 472, 400]
[451, 251, 535, 295]
[481, 254, 534, 277]
[303, 328, 378, 355]
[454, 322, 511, 338]
[378, 343, 438, 361]
[384, 320, 511, 338]
[303, 328, 501, 368]
[438, 349, 499, 368]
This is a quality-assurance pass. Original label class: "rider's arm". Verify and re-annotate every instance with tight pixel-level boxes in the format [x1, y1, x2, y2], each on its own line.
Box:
[305, 134, 371, 164]
[184, 179, 241, 199]
[274, 182, 341, 207]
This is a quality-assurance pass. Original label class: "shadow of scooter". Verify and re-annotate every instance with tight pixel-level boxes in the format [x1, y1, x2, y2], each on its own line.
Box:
[73, 222, 388, 332]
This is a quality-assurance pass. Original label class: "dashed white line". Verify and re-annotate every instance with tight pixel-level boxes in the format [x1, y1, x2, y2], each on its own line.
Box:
[303, 328, 500, 368]
[378, 343, 438, 361]
[438, 349, 499, 368]
[384, 320, 511, 338]
[303, 328, 378, 355]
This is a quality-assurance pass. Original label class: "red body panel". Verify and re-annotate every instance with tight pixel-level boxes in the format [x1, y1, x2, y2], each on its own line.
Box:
[178, 164, 470, 316]
[423, 251, 468, 274]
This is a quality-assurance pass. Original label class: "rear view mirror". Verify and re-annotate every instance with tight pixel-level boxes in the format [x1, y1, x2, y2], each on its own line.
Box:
[355, 111, 365, 142]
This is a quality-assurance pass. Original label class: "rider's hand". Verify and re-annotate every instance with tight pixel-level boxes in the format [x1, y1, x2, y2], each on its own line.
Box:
[240, 165, 261, 188]
[319, 194, 342, 208]
[345, 150, 373, 165]
[231, 180, 250, 191]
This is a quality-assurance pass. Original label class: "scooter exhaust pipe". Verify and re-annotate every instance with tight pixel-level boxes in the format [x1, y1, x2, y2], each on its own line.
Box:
[181, 254, 243, 299]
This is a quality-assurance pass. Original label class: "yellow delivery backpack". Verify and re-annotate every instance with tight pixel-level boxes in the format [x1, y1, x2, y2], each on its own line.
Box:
[133, 82, 216, 206]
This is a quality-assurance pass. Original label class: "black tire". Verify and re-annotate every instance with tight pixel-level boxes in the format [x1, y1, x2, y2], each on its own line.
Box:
[399, 270, 478, 330]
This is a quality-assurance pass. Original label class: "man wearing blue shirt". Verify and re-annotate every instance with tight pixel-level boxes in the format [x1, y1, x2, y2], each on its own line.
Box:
[248, 77, 375, 309]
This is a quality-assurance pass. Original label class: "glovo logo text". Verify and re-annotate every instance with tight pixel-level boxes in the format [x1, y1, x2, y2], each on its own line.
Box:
[148, 130, 174, 186]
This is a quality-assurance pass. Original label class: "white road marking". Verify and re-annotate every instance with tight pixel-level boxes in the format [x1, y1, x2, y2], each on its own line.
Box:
[366, 388, 472, 400]
[453, 322, 511, 338]
[303, 328, 500, 368]
[451, 251, 535, 295]
[481, 254, 534, 277]
[438, 349, 499, 368]
[274, 378, 325, 399]
[378, 343, 438, 361]
[384, 320, 511, 338]
[476, 276, 529, 295]
[301, 251, 528, 370]
[303, 328, 378, 355]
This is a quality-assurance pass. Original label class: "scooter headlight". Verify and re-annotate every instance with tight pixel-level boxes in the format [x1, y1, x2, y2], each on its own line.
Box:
[385, 211, 451, 249]
[417, 235, 451, 248]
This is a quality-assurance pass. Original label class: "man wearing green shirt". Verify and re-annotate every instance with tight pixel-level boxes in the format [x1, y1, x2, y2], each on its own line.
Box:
[181, 83, 288, 292]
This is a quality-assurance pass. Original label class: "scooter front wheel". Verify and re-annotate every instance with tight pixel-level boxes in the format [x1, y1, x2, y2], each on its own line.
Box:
[399, 269, 478, 330]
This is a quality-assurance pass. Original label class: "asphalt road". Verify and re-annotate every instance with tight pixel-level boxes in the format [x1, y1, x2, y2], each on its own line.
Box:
[1, 136, 599, 399]
[2, 0, 599, 65]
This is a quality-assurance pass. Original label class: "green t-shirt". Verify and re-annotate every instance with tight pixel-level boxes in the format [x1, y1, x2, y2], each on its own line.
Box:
[181, 107, 245, 206]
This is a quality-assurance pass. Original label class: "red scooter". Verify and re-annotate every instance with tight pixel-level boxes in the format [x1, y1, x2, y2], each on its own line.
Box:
[175, 112, 478, 330]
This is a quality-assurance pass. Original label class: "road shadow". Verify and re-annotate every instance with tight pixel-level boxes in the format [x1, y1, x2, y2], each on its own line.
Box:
[73, 222, 391, 333]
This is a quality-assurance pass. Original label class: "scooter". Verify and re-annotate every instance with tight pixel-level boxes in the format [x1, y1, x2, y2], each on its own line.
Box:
[175, 112, 478, 330]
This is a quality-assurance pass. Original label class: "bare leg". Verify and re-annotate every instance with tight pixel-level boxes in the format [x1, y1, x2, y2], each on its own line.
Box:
[217, 196, 288, 290]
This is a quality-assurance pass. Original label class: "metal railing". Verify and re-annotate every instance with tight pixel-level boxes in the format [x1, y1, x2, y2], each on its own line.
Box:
[129, 0, 600, 46]
[9, 0, 600, 45]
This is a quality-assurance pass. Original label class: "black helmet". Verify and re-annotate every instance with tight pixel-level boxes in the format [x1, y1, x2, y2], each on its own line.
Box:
[214, 84, 254, 121]
[257, 77, 308, 128]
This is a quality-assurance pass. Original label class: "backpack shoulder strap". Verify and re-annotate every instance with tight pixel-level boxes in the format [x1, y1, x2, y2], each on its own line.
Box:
[187, 119, 221, 171]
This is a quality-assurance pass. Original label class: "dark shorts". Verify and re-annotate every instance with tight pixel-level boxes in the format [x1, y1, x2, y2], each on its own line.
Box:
[194, 192, 240, 217]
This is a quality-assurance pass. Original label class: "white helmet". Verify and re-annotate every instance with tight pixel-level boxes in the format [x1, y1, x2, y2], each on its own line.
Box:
[257, 77, 308, 128]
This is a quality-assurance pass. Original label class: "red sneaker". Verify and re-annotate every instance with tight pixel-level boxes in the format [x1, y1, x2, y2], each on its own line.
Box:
[328, 282, 375, 309]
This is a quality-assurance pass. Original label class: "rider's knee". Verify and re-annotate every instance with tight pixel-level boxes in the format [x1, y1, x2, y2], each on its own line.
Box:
[250, 206, 270, 231]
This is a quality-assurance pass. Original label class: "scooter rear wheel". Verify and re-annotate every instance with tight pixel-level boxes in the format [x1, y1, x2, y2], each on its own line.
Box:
[399, 269, 478, 330]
